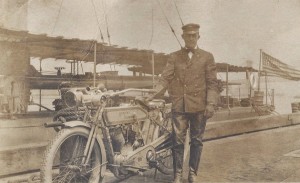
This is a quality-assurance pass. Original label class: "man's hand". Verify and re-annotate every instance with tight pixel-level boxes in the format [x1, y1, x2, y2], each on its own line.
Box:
[144, 95, 154, 102]
[204, 104, 215, 119]
[135, 95, 153, 110]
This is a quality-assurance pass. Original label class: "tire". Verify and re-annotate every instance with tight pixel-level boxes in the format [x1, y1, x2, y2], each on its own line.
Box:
[40, 127, 104, 183]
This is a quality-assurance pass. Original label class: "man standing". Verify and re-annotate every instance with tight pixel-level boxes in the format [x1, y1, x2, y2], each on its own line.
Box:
[152, 23, 219, 183]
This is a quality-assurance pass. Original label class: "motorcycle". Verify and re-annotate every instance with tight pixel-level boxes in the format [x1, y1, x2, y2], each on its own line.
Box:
[40, 88, 174, 182]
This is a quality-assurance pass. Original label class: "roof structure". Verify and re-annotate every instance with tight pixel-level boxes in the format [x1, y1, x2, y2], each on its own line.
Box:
[215, 63, 257, 72]
[0, 27, 257, 75]
[128, 62, 257, 74]
[0, 27, 167, 66]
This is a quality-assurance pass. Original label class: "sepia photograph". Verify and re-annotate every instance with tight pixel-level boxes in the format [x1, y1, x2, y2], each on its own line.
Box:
[1, 0, 300, 182]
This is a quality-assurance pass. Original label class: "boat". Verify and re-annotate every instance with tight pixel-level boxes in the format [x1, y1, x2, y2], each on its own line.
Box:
[1, 1, 300, 181]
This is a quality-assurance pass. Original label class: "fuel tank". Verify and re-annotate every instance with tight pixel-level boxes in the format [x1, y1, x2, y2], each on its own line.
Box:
[103, 105, 148, 126]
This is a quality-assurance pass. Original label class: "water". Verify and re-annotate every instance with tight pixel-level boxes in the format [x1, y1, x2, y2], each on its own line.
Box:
[268, 80, 300, 114]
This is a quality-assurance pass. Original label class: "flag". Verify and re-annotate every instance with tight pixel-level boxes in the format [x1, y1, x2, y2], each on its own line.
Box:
[262, 51, 300, 81]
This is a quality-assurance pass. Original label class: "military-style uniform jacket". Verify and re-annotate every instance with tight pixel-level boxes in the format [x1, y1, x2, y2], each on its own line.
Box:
[154, 48, 219, 113]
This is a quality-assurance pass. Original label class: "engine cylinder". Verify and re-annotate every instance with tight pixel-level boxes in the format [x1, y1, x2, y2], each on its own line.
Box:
[110, 127, 125, 153]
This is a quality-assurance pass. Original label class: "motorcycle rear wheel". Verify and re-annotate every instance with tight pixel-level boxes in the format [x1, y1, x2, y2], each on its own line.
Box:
[40, 127, 104, 183]
[155, 141, 173, 175]
[155, 117, 173, 175]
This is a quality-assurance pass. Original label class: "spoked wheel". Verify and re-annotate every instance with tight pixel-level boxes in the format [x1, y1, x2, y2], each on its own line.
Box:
[40, 127, 104, 183]
[155, 140, 173, 175]
[155, 117, 173, 175]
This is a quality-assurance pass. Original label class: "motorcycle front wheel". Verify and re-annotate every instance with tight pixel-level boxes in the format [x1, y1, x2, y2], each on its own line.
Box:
[40, 127, 104, 183]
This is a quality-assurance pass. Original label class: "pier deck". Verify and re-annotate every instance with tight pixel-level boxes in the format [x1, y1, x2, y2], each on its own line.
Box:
[1, 111, 300, 182]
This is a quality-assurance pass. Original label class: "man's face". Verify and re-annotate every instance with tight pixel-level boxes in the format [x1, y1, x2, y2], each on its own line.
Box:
[182, 33, 199, 49]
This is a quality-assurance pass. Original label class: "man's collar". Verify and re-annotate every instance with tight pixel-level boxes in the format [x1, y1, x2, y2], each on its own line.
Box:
[183, 46, 198, 53]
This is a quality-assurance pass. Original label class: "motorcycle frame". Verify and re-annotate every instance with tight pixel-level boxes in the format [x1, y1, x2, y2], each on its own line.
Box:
[50, 90, 174, 178]
[80, 99, 173, 174]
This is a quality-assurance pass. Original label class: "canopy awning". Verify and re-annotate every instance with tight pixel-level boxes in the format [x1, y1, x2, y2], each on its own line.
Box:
[0, 27, 257, 74]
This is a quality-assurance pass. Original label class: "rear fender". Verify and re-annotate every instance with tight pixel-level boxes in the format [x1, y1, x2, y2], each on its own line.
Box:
[63, 120, 107, 179]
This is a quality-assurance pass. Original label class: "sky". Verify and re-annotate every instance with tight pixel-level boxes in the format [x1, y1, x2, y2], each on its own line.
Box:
[24, 0, 300, 70]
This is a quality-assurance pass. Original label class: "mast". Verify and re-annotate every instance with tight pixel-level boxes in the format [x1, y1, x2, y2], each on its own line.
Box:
[226, 64, 229, 109]
[93, 42, 97, 87]
[39, 59, 42, 112]
[265, 74, 268, 105]
[152, 52, 155, 89]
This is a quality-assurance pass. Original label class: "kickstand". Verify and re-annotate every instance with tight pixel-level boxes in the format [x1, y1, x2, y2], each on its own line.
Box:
[154, 167, 158, 180]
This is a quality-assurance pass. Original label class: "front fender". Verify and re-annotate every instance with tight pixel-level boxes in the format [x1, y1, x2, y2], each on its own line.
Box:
[63, 120, 92, 128]
[63, 120, 107, 179]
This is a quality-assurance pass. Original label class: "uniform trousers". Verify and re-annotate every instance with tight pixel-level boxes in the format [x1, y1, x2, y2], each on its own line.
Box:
[172, 111, 207, 175]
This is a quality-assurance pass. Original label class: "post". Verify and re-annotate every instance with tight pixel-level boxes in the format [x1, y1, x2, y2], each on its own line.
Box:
[258, 49, 262, 92]
[39, 59, 42, 112]
[152, 52, 155, 89]
[226, 65, 229, 108]
[265, 73, 268, 105]
[77, 60, 79, 75]
[249, 86, 252, 99]
[246, 70, 252, 99]
[73, 60, 75, 75]
[271, 89, 274, 106]
[239, 86, 240, 101]
[93, 42, 97, 87]
[70, 60, 73, 76]
[11, 81, 15, 113]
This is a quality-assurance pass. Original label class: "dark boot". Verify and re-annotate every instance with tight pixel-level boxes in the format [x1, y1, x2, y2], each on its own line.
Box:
[188, 142, 203, 183]
[188, 168, 197, 183]
[171, 112, 189, 183]
[172, 146, 184, 183]
[188, 112, 207, 183]
[173, 172, 182, 183]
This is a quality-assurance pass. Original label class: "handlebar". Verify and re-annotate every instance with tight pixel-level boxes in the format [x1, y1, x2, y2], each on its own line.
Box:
[109, 88, 156, 96]
[63, 88, 156, 107]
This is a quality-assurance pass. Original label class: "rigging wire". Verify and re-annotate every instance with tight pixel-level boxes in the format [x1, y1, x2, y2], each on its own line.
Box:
[101, 0, 111, 45]
[148, 1, 154, 49]
[80, 40, 96, 62]
[76, 31, 102, 74]
[172, 0, 184, 26]
[51, 0, 64, 34]
[156, 0, 182, 48]
[90, 0, 105, 42]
